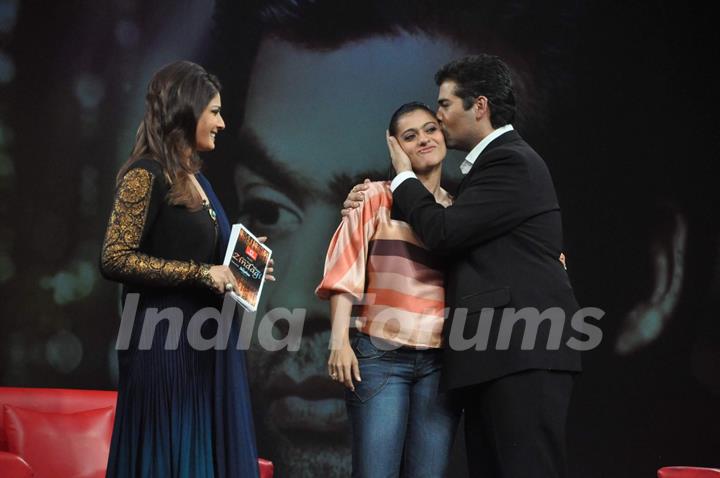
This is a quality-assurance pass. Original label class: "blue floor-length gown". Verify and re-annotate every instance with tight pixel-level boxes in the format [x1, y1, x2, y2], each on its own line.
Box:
[101, 159, 259, 477]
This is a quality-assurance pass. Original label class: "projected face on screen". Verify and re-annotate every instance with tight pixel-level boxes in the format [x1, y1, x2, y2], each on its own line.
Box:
[236, 34, 466, 476]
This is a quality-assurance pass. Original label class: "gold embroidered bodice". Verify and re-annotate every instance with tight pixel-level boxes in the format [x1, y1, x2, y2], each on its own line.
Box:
[100, 167, 214, 289]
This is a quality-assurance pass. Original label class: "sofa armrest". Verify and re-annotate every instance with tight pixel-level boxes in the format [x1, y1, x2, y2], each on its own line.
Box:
[259, 457, 274, 478]
[658, 467, 720, 478]
[0, 451, 34, 478]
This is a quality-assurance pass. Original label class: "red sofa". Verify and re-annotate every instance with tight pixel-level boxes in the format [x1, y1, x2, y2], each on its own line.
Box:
[658, 467, 720, 477]
[0, 387, 273, 478]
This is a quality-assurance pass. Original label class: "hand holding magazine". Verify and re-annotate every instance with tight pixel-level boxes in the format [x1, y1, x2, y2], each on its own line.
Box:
[222, 223, 272, 312]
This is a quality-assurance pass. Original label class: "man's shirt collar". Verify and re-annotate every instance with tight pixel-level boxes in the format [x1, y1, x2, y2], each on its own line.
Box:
[460, 124, 514, 175]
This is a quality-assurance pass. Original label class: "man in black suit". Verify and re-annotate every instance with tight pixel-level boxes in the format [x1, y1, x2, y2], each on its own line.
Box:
[386, 55, 582, 477]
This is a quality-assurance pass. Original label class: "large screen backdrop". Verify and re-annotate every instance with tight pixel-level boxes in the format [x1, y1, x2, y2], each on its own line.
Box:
[1, 1, 718, 476]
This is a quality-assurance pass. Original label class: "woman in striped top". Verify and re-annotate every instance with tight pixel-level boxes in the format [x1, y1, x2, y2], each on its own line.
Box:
[315, 103, 460, 477]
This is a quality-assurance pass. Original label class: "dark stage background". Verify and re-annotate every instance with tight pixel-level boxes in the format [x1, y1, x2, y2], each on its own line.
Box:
[1, 1, 718, 476]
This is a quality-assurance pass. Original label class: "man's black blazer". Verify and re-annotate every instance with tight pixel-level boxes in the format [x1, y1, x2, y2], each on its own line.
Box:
[393, 130, 582, 389]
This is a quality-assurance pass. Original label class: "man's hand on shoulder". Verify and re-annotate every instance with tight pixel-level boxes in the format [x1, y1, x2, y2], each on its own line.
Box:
[340, 178, 371, 217]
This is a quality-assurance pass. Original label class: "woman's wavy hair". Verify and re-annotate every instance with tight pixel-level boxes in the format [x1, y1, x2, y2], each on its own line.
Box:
[117, 60, 221, 209]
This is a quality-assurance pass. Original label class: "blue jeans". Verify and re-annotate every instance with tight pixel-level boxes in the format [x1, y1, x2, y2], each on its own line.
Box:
[346, 333, 461, 478]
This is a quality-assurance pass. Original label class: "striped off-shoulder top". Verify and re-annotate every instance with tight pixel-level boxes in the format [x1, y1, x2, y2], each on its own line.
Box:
[315, 181, 446, 348]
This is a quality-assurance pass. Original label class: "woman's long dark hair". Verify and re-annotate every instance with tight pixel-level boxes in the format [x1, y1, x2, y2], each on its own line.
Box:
[388, 102, 435, 137]
[117, 60, 221, 208]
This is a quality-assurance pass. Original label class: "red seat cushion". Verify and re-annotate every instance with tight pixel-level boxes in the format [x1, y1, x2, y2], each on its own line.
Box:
[0, 451, 34, 478]
[3, 404, 114, 478]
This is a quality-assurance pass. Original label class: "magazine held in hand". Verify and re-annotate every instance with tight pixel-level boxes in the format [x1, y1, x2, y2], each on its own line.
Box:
[223, 224, 272, 312]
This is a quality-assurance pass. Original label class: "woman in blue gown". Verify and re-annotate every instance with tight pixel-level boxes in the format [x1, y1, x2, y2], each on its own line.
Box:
[100, 61, 263, 477]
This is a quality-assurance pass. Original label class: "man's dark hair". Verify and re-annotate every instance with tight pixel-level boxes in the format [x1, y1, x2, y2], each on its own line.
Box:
[435, 54, 516, 128]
